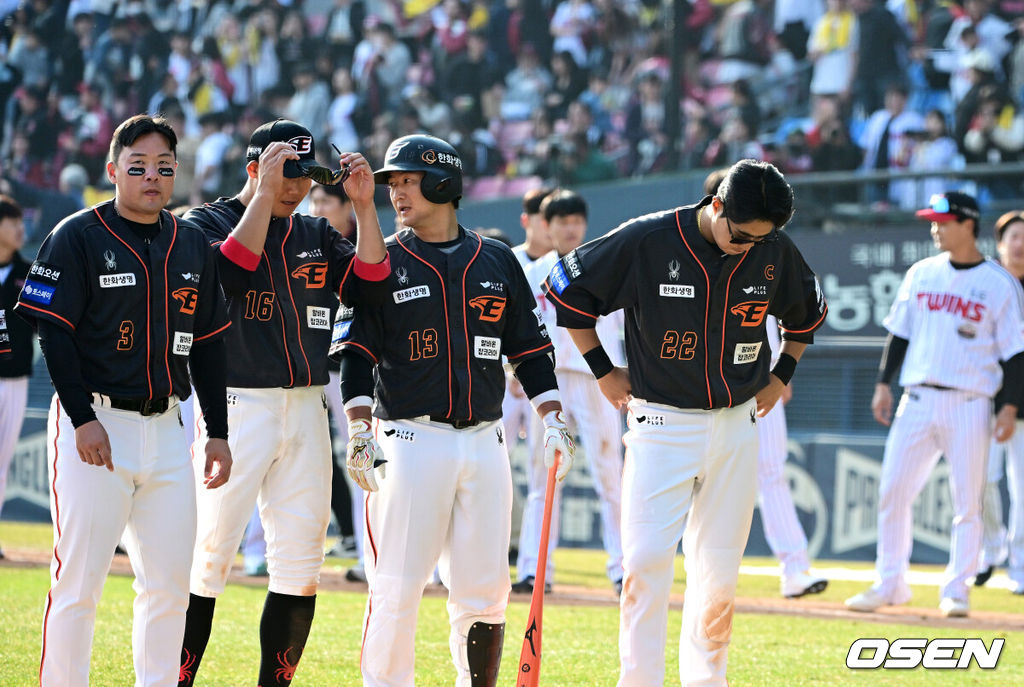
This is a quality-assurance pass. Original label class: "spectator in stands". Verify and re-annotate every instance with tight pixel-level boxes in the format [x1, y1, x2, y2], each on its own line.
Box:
[589, 0, 638, 77]
[550, 0, 597, 67]
[216, 13, 251, 107]
[191, 111, 233, 206]
[87, 16, 136, 103]
[407, 85, 455, 142]
[944, 0, 1013, 103]
[911, 109, 960, 208]
[850, 0, 908, 117]
[807, 0, 858, 103]
[500, 42, 553, 120]
[286, 65, 332, 145]
[776, 128, 814, 174]
[326, 66, 361, 154]
[723, 78, 761, 137]
[703, 116, 766, 169]
[515, 108, 558, 179]
[553, 131, 617, 184]
[955, 51, 1012, 149]
[246, 8, 282, 102]
[811, 117, 862, 175]
[713, 0, 774, 85]
[442, 30, 501, 132]
[432, 0, 472, 74]
[545, 50, 587, 122]
[450, 111, 503, 178]
[0, 163, 86, 241]
[189, 37, 233, 116]
[680, 115, 717, 170]
[8, 27, 50, 90]
[324, 0, 367, 64]
[775, 0, 824, 61]
[277, 9, 317, 86]
[61, 81, 113, 183]
[858, 81, 924, 207]
[355, 20, 412, 112]
[962, 93, 1024, 198]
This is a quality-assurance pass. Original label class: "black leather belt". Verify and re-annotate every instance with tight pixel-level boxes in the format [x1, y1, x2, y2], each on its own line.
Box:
[430, 416, 482, 430]
[94, 394, 172, 416]
[920, 383, 955, 391]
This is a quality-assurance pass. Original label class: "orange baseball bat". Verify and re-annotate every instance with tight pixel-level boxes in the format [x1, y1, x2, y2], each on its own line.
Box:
[515, 454, 559, 687]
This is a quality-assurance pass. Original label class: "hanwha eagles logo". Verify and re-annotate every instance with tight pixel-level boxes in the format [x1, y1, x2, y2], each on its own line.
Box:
[421, 149, 437, 164]
[668, 260, 680, 281]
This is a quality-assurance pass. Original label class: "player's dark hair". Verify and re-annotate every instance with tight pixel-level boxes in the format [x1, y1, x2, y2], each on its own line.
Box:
[312, 181, 350, 203]
[108, 114, 178, 165]
[995, 211, 1024, 242]
[717, 159, 794, 230]
[541, 188, 587, 221]
[0, 193, 23, 222]
[522, 187, 555, 215]
[703, 168, 729, 196]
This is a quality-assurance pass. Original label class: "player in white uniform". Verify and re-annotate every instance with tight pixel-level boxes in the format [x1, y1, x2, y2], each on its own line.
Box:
[503, 188, 554, 450]
[758, 316, 828, 598]
[514, 189, 626, 595]
[977, 211, 1024, 593]
[847, 192, 1024, 617]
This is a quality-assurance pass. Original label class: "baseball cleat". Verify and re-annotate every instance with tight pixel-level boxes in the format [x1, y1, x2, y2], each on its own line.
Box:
[781, 571, 828, 598]
[844, 587, 908, 612]
[327, 536, 358, 558]
[973, 565, 994, 586]
[939, 597, 969, 617]
[345, 563, 367, 583]
[613, 578, 623, 597]
[511, 575, 550, 594]
[244, 560, 268, 577]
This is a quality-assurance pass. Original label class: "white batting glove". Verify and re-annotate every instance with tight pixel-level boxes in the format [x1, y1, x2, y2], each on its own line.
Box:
[346, 419, 386, 492]
[542, 410, 575, 482]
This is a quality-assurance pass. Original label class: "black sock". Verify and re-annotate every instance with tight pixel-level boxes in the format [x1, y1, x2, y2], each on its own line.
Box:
[257, 592, 317, 686]
[179, 594, 217, 687]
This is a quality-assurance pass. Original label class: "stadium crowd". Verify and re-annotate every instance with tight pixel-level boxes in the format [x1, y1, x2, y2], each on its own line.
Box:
[3, 0, 1024, 240]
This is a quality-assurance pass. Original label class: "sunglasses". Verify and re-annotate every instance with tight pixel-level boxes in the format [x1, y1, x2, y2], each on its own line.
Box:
[926, 194, 977, 219]
[304, 165, 350, 185]
[721, 202, 779, 245]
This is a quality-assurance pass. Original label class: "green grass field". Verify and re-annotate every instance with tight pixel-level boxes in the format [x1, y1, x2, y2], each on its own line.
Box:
[3, 520, 1023, 686]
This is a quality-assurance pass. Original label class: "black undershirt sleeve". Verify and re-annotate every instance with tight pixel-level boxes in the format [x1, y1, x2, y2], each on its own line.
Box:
[512, 353, 558, 400]
[340, 349, 375, 404]
[189, 338, 228, 440]
[37, 321, 96, 428]
[999, 351, 1024, 411]
[876, 333, 909, 385]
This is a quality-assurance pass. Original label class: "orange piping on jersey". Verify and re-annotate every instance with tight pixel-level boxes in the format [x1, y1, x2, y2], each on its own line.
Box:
[40, 400, 63, 686]
[460, 233, 483, 421]
[280, 218, 312, 386]
[543, 280, 598, 320]
[342, 341, 379, 365]
[263, 246, 294, 387]
[161, 214, 178, 396]
[781, 304, 829, 334]
[397, 234, 454, 417]
[337, 254, 355, 302]
[17, 303, 76, 330]
[194, 321, 232, 343]
[507, 342, 554, 360]
[95, 208, 153, 399]
[719, 250, 751, 407]
[675, 210, 713, 408]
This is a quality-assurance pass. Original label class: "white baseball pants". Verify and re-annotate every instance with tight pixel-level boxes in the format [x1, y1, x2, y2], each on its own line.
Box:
[360, 418, 512, 687]
[755, 401, 810, 577]
[517, 369, 625, 583]
[618, 398, 759, 687]
[190, 386, 331, 597]
[980, 439, 1007, 570]
[980, 421, 1024, 586]
[0, 375, 28, 519]
[875, 386, 991, 602]
[41, 394, 194, 687]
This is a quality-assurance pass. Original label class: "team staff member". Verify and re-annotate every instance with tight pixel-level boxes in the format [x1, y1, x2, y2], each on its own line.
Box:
[544, 159, 827, 687]
[0, 195, 32, 560]
[15, 114, 232, 687]
[333, 134, 574, 687]
[977, 211, 1024, 594]
[177, 119, 389, 687]
[847, 192, 1024, 617]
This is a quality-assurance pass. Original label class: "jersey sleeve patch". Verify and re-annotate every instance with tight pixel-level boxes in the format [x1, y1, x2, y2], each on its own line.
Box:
[28, 262, 63, 285]
[21, 279, 56, 305]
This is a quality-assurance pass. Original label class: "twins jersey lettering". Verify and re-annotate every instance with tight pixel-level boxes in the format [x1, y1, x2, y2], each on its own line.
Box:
[185, 197, 380, 388]
[332, 228, 552, 421]
[543, 203, 828, 408]
[885, 255, 1024, 396]
[14, 202, 230, 399]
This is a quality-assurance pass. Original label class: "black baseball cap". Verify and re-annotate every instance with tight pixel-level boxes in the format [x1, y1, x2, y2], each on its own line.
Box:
[915, 191, 981, 223]
[246, 119, 341, 182]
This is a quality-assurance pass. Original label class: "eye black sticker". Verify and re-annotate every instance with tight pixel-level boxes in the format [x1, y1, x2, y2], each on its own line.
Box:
[127, 167, 145, 176]
[158, 167, 175, 176]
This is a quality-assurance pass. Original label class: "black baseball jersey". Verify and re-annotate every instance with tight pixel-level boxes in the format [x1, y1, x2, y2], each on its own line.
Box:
[332, 227, 553, 421]
[185, 197, 383, 388]
[543, 200, 828, 409]
[14, 202, 231, 400]
[1, 253, 32, 370]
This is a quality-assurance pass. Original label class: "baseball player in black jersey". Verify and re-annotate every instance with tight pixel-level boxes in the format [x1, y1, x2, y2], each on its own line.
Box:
[177, 119, 389, 687]
[331, 134, 574, 687]
[14, 115, 232, 687]
[544, 159, 827, 686]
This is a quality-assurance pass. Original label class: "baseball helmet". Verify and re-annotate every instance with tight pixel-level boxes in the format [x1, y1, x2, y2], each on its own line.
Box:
[373, 134, 463, 205]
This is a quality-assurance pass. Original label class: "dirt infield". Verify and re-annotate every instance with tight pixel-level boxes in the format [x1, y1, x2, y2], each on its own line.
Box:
[7, 547, 1023, 632]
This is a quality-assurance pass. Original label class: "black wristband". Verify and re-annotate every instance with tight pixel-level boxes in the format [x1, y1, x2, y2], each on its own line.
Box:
[770, 353, 798, 386]
[583, 346, 614, 379]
